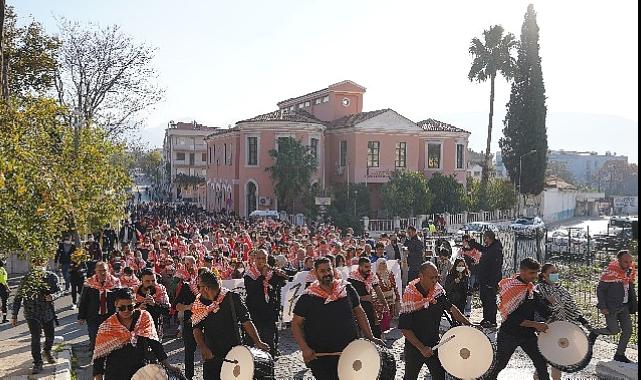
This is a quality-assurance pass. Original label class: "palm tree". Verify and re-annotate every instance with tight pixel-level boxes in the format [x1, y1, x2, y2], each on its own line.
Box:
[468, 25, 517, 203]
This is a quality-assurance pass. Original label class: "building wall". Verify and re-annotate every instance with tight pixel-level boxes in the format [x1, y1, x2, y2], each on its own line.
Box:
[548, 151, 628, 186]
[541, 188, 578, 223]
[419, 135, 468, 184]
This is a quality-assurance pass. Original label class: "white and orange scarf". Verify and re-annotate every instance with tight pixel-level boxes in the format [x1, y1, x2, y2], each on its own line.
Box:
[85, 273, 120, 292]
[246, 265, 273, 302]
[349, 269, 379, 293]
[135, 283, 170, 307]
[191, 289, 229, 326]
[120, 275, 141, 289]
[460, 247, 482, 265]
[304, 279, 348, 304]
[600, 260, 637, 285]
[93, 310, 159, 360]
[400, 279, 445, 314]
[498, 276, 534, 320]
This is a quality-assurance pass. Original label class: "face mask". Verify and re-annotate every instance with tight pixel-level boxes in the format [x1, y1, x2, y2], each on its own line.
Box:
[456, 266, 465, 273]
[549, 273, 560, 284]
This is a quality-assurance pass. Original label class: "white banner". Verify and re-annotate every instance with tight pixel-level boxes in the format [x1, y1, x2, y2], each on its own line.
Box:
[280, 260, 402, 322]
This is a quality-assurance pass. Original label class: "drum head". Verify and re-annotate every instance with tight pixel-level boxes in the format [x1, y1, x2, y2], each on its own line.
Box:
[439, 326, 494, 380]
[221, 346, 255, 380]
[538, 321, 589, 367]
[338, 339, 381, 380]
[132, 364, 168, 380]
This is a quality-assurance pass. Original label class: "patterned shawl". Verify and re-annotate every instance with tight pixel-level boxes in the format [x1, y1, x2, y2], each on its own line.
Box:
[120, 275, 141, 289]
[459, 247, 482, 265]
[93, 310, 158, 359]
[349, 269, 379, 293]
[600, 260, 637, 285]
[400, 279, 445, 314]
[499, 276, 534, 320]
[85, 273, 120, 292]
[191, 289, 229, 326]
[135, 283, 170, 306]
[246, 265, 273, 302]
[304, 279, 348, 304]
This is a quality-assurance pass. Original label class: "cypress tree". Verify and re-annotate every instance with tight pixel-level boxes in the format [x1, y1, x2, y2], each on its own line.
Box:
[499, 4, 548, 195]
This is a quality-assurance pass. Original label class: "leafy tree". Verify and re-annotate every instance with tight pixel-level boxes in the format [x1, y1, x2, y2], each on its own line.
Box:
[546, 161, 576, 185]
[427, 173, 466, 213]
[0, 98, 130, 267]
[0, 5, 59, 99]
[138, 149, 163, 185]
[487, 178, 517, 211]
[327, 183, 370, 235]
[596, 160, 638, 196]
[266, 137, 318, 214]
[500, 4, 548, 195]
[381, 170, 433, 217]
[468, 25, 517, 204]
[1, 0, 7, 99]
[55, 20, 163, 138]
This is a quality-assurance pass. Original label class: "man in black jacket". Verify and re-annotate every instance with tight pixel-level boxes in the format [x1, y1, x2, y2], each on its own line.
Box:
[55, 236, 75, 292]
[469, 230, 503, 328]
[78, 262, 120, 349]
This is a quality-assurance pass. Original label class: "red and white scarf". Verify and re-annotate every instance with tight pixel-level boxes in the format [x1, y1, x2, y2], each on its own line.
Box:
[400, 279, 445, 314]
[85, 273, 120, 292]
[246, 265, 273, 302]
[349, 269, 379, 293]
[191, 288, 229, 326]
[459, 247, 482, 265]
[498, 276, 534, 320]
[93, 310, 158, 359]
[135, 283, 170, 307]
[600, 260, 637, 285]
[304, 279, 348, 304]
[120, 275, 140, 289]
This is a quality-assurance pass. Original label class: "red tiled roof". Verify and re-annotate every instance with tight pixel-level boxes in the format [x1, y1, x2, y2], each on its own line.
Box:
[237, 109, 327, 125]
[276, 80, 366, 107]
[329, 109, 392, 129]
[416, 118, 470, 134]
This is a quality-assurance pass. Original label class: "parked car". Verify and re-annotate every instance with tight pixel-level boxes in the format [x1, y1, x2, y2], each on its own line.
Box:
[455, 222, 499, 243]
[249, 209, 280, 220]
[510, 216, 545, 231]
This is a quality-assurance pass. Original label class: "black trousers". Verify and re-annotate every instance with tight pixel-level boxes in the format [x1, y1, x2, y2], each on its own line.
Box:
[203, 357, 224, 380]
[480, 285, 498, 324]
[27, 318, 55, 365]
[254, 319, 277, 354]
[307, 356, 339, 380]
[487, 330, 549, 380]
[404, 343, 446, 380]
[70, 282, 82, 305]
[87, 314, 110, 350]
[0, 284, 8, 316]
[182, 319, 197, 379]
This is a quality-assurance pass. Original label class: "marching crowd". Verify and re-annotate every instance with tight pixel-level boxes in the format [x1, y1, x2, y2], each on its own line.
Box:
[3, 201, 638, 380]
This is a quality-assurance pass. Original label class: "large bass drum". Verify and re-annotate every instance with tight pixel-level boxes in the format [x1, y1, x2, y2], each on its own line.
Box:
[538, 320, 592, 373]
[438, 325, 495, 380]
[132, 364, 186, 380]
[220, 345, 274, 380]
[337, 339, 396, 380]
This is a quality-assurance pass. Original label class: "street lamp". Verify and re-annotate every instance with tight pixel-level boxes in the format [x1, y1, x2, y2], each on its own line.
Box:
[518, 150, 538, 194]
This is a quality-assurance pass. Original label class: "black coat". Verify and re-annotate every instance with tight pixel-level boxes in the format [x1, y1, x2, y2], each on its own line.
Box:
[470, 239, 503, 287]
[78, 285, 118, 321]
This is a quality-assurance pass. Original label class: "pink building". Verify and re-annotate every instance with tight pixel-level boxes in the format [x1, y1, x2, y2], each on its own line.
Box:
[204, 80, 470, 217]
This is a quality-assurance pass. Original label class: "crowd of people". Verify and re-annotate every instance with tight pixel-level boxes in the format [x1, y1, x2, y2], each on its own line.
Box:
[5, 200, 638, 379]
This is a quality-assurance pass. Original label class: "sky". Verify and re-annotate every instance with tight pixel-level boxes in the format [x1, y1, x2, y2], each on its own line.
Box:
[13, 0, 639, 162]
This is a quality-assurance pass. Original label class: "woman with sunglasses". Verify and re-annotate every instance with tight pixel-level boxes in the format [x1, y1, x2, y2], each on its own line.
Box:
[92, 288, 178, 380]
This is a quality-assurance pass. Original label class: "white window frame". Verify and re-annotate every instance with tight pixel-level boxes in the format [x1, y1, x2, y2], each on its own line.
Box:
[314, 98, 322, 105]
[426, 141, 443, 170]
[367, 141, 380, 168]
[323, 95, 329, 103]
[275, 133, 296, 152]
[395, 141, 407, 168]
[304, 101, 310, 107]
[455, 142, 466, 170]
[298, 103, 304, 109]
[245, 134, 260, 167]
[176, 152, 185, 161]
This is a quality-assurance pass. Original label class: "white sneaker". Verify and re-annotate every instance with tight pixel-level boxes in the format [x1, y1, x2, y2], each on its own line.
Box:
[71, 304, 77, 310]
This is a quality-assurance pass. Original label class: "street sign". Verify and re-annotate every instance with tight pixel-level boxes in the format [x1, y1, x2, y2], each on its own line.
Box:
[315, 197, 332, 206]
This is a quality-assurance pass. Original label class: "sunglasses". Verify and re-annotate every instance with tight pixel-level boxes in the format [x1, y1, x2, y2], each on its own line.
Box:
[117, 304, 135, 312]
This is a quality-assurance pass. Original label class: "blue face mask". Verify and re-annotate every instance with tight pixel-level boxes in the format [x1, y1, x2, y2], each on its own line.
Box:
[549, 273, 560, 284]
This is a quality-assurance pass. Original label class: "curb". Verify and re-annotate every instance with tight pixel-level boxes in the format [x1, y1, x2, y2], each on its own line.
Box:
[53, 342, 72, 380]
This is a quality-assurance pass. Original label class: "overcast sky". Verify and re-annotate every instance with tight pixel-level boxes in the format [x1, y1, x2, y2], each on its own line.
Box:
[14, 0, 639, 162]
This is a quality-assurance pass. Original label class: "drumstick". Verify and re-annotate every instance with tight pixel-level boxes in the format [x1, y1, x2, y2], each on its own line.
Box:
[432, 334, 456, 351]
[315, 352, 342, 357]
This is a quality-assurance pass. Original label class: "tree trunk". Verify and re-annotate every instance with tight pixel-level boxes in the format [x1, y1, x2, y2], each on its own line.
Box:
[482, 75, 496, 185]
[0, 0, 7, 100]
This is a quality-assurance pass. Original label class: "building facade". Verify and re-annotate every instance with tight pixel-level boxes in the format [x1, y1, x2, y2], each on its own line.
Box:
[162, 121, 219, 202]
[548, 150, 628, 187]
[202, 80, 471, 217]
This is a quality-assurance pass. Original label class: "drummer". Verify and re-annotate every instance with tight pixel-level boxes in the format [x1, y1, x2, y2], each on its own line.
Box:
[192, 270, 270, 380]
[399, 261, 472, 380]
[92, 287, 177, 380]
[292, 257, 384, 380]
[488, 258, 551, 380]
[348, 257, 390, 339]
